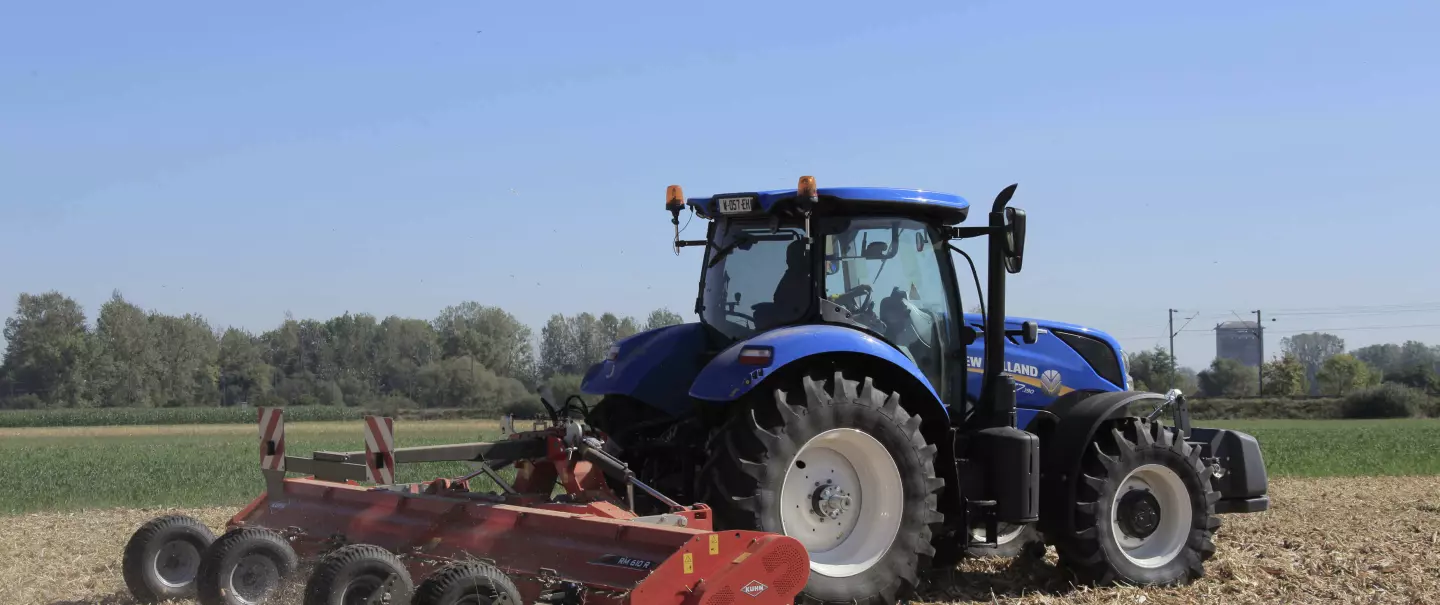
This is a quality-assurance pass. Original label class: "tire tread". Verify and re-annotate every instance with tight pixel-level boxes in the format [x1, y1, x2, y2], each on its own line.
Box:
[302, 543, 414, 605]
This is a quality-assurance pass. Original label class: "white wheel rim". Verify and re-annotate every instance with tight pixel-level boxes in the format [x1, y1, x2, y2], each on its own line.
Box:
[152, 540, 201, 588]
[779, 428, 904, 578]
[1110, 464, 1191, 568]
[970, 522, 1026, 546]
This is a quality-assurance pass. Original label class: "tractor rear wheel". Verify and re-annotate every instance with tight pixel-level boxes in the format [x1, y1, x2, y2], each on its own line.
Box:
[702, 370, 943, 605]
[1054, 417, 1220, 586]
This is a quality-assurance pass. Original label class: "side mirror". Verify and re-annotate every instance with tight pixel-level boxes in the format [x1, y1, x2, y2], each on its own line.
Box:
[915, 231, 926, 252]
[1003, 207, 1026, 274]
[1021, 320, 1038, 344]
[958, 325, 978, 345]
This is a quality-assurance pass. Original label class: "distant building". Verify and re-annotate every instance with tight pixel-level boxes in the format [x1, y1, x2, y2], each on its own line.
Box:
[1215, 321, 1262, 367]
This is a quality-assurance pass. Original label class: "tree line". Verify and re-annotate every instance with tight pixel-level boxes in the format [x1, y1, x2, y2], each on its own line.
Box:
[1127, 331, 1440, 399]
[0, 290, 686, 414]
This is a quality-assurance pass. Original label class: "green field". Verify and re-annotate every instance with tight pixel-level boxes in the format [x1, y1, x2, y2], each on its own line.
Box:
[1202, 418, 1440, 477]
[2, 418, 1438, 515]
[0, 421, 504, 514]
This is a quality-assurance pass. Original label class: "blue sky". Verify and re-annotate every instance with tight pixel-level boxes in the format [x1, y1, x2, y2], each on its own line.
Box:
[2, 0, 1437, 370]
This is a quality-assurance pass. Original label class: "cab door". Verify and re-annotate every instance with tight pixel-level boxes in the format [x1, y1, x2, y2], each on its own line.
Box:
[820, 217, 965, 403]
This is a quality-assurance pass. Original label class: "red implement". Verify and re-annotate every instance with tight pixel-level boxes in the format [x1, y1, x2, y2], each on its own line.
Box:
[222, 412, 810, 604]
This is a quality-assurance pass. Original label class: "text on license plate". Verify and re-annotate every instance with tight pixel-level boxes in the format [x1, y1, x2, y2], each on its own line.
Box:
[716, 197, 754, 214]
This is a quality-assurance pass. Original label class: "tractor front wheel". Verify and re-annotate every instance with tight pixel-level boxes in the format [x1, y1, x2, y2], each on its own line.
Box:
[703, 370, 943, 605]
[1055, 417, 1220, 586]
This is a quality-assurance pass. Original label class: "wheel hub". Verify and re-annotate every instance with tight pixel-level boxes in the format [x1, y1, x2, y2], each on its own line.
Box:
[778, 428, 904, 578]
[1109, 463, 1192, 569]
[229, 554, 280, 603]
[1116, 489, 1162, 539]
[811, 484, 854, 519]
[153, 540, 200, 587]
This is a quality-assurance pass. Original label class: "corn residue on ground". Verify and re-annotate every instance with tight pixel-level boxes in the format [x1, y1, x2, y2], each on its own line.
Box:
[2, 477, 1437, 605]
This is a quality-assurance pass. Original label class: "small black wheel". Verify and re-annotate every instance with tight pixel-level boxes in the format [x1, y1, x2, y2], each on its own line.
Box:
[122, 515, 217, 602]
[196, 527, 300, 605]
[302, 543, 414, 605]
[965, 521, 1046, 559]
[413, 561, 523, 605]
[1055, 417, 1220, 586]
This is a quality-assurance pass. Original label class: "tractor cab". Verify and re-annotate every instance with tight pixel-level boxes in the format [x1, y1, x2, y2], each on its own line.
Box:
[671, 179, 982, 404]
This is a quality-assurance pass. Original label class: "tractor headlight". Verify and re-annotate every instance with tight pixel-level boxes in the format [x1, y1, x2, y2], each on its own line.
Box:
[606, 344, 620, 362]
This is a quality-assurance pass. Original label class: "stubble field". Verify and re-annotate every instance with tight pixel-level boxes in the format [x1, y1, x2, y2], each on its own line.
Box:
[2, 419, 1438, 604]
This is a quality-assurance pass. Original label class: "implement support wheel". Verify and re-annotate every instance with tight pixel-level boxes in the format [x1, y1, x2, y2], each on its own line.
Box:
[303, 543, 415, 605]
[414, 561, 523, 605]
[122, 515, 217, 603]
[196, 527, 300, 605]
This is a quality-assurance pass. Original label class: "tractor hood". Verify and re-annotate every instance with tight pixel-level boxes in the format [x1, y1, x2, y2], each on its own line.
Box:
[960, 312, 1134, 408]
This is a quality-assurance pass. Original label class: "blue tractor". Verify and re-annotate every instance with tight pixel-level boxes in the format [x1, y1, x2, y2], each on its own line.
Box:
[578, 178, 1269, 605]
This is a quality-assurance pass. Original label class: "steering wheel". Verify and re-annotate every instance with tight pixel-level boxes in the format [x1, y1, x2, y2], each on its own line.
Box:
[833, 284, 873, 313]
[726, 309, 756, 326]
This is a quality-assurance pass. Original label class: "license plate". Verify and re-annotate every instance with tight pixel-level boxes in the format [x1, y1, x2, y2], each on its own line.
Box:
[716, 196, 754, 214]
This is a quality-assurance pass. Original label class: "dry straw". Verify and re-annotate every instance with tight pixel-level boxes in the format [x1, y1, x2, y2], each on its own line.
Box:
[2, 477, 1437, 604]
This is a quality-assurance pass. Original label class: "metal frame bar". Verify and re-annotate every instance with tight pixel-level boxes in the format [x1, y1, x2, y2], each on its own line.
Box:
[312, 438, 548, 466]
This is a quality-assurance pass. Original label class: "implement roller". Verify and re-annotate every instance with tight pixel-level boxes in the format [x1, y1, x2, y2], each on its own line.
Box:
[121, 406, 809, 605]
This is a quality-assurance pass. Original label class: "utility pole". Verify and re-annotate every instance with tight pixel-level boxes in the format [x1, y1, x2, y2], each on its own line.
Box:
[1253, 309, 1264, 394]
[1168, 309, 1178, 390]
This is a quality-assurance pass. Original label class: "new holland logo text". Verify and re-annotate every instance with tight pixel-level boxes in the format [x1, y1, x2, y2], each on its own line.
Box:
[966, 357, 1040, 378]
[742, 580, 768, 597]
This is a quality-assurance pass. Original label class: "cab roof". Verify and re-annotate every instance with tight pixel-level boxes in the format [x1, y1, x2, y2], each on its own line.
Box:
[688, 186, 971, 225]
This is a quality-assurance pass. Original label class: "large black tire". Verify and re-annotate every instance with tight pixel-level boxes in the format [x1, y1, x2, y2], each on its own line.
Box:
[703, 370, 944, 605]
[122, 515, 217, 603]
[1055, 417, 1220, 586]
[302, 543, 414, 605]
[413, 561, 522, 605]
[196, 527, 300, 605]
[965, 521, 1046, 559]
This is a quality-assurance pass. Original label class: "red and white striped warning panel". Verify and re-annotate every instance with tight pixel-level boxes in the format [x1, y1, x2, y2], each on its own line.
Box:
[258, 407, 285, 471]
[364, 415, 397, 485]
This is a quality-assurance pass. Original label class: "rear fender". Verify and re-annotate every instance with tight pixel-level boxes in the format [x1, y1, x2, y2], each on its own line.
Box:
[688, 324, 943, 410]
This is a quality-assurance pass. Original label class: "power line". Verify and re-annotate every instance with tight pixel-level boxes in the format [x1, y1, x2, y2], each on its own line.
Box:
[1252, 302, 1440, 314]
[1265, 323, 1440, 335]
[1269, 306, 1440, 318]
[1115, 322, 1440, 341]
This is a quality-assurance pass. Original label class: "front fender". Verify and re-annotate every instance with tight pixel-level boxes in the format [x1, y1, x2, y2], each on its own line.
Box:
[687, 324, 942, 409]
